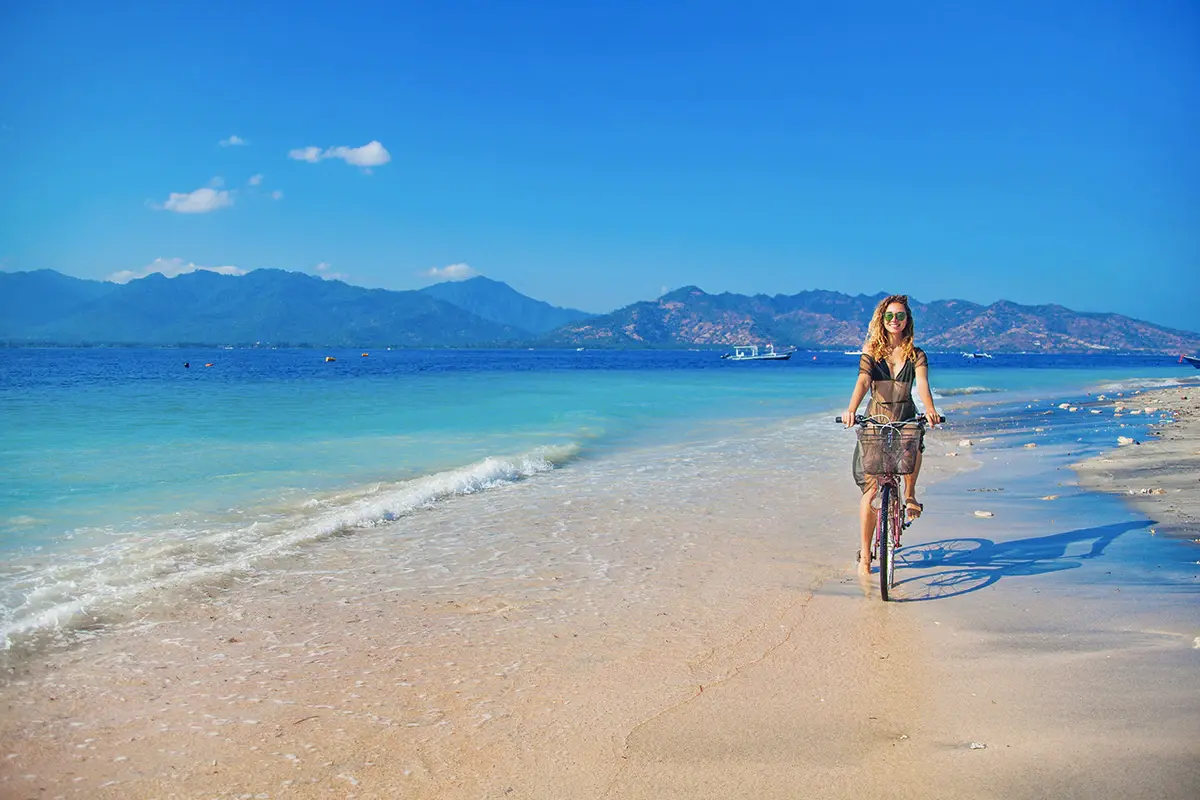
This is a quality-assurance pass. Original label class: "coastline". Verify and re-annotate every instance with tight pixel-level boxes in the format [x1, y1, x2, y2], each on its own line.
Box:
[2, 389, 1198, 798]
[1073, 384, 1199, 542]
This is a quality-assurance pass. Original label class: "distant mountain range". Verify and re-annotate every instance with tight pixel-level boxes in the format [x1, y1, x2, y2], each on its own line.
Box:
[0, 269, 583, 347]
[545, 286, 1200, 353]
[419, 275, 591, 334]
[1, 269, 1197, 353]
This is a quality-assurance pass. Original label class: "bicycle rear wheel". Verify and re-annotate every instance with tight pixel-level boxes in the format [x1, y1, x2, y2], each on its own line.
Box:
[878, 483, 892, 601]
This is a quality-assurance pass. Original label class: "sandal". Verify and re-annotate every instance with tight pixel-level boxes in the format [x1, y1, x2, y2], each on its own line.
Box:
[905, 499, 924, 520]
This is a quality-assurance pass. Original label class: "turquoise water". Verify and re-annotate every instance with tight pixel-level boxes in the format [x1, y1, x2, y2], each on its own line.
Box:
[0, 347, 1194, 647]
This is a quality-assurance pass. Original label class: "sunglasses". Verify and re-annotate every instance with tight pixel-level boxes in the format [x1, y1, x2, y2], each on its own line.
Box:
[884, 311, 908, 323]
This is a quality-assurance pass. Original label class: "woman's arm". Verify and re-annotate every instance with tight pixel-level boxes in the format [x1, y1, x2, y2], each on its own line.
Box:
[843, 373, 870, 427]
[914, 364, 939, 427]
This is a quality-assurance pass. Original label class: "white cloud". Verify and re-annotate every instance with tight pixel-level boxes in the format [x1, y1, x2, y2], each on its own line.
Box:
[288, 146, 323, 163]
[160, 185, 233, 213]
[209, 176, 225, 188]
[271, 189, 284, 200]
[105, 257, 246, 284]
[313, 261, 347, 281]
[288, 140, 391, 169]
[421, 263, 478, 282]
[248, 173, 264, 186]
[326, 141, 390, 167]
[219, 135, 246, 147]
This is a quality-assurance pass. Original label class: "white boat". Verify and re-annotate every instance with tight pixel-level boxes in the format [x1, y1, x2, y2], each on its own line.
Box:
[843, 350, 863, 356]
[721, 344, 795, 361]
[962, 352, 993, 359]
[1181, 354, 1200, 369]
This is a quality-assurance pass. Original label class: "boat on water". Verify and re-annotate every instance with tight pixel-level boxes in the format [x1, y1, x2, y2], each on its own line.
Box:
[721, 344, 795, 361]
[843, 350, 863, 356]
[962, 352, 993, 359]
[1181, 354, 1200, 369]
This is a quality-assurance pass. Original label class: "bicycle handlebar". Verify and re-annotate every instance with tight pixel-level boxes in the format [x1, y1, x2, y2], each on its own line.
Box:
[834, 414, 945, 425]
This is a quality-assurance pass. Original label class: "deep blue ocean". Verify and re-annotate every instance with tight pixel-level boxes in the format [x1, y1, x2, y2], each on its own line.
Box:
[1, 347, 1195, 648]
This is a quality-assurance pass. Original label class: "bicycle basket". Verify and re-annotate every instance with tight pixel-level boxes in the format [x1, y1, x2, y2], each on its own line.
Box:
[857, 424, 922, 475]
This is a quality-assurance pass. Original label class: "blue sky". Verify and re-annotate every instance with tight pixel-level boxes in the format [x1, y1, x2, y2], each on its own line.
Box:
[1, 1, 1196, 330]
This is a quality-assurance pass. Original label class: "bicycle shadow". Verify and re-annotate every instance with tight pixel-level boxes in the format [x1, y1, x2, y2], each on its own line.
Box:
[889, 520, 1148, 602]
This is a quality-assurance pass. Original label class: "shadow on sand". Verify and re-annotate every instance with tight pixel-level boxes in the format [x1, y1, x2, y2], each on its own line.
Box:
[890, 520, 1149, 602]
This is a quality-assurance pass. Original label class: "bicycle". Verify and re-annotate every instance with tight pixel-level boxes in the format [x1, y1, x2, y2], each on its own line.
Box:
[835, 413, 944, 601]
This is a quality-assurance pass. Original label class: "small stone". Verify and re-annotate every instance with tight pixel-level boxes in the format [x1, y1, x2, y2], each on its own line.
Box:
[974, 510, 994, 518]
[969, 742, 987, 750]
[1117, 436, 1135, 446]
[1041, 495, 1058, 501]
[1024, 442, 1037, 448]
[958, 439, 973, 447]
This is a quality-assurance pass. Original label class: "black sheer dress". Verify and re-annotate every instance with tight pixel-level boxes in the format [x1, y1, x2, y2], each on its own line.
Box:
[852, 347, 928, 492]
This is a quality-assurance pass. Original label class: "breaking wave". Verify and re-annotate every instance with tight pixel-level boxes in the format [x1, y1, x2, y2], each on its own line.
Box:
[0, 444, 580, 651]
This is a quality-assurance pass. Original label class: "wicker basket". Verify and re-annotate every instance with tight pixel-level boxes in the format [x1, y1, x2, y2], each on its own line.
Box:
[857, 425, 922, 475]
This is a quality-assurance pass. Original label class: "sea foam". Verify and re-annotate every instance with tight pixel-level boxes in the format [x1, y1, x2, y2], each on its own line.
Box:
[0, 444, 579, 651]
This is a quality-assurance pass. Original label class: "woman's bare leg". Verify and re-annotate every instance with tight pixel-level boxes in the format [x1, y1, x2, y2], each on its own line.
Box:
[859, 482, 877, 575]
[904, 451, 923, 518]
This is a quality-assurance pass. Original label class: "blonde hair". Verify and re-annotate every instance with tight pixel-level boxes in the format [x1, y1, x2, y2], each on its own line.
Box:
[864, 294, 916, 362]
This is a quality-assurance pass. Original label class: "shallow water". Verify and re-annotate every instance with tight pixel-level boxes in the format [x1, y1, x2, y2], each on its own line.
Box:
[0, 346, 1194, 651]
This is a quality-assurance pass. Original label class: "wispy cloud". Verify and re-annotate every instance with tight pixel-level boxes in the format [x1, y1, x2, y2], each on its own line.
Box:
[219, 135, 247, 147]
[313, 261, 347, 281]
[248, 173, 264, 186]
[271, 189, 284, 200]
[421, 263, 478, 282]
[289, 146, 322, 163]
[288, 140, 391, 170]
[158, 184, 233, 213]
[106, 257, 245, 284]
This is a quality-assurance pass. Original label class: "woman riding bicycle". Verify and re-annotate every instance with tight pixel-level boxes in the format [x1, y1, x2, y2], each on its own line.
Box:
[843, 295, 940, 576]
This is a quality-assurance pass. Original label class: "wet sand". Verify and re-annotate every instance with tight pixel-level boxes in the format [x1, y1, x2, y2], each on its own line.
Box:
[1074, 384, 1200, 541]
[2, 408, 1198, 799]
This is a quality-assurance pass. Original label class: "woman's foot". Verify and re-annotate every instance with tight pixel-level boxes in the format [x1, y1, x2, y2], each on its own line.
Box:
[905, 498, 923, 520]
[856, 549, 873, 575]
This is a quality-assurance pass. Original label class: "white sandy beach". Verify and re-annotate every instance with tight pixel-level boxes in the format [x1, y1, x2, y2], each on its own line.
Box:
[1074, 384, 1199, 542]
[1, 394, 1197, 799]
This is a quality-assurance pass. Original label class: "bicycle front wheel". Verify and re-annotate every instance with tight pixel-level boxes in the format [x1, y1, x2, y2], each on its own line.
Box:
[878, 483, 892, 601]
[887, 484, 901, 594]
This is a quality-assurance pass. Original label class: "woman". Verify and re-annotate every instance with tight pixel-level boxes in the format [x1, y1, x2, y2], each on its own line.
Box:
[842, 295, 939, 575]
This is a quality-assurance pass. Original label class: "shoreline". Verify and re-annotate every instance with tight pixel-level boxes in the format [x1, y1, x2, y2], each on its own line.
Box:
[1073, 384, 1199, 542]
[2, 386, 1198, 798]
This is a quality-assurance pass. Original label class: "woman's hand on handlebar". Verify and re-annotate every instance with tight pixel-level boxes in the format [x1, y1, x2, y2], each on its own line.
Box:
[925, 409, 941, 428]
[843, 408, 858, 428]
